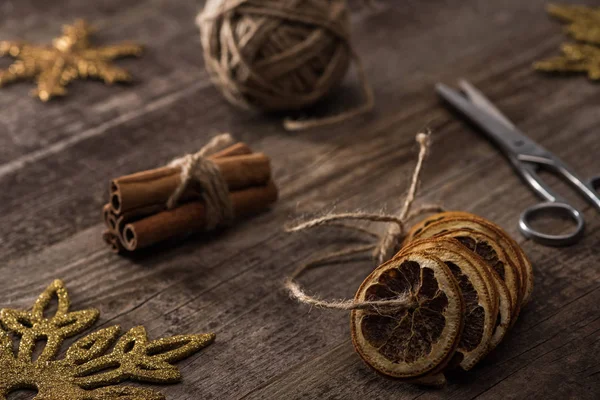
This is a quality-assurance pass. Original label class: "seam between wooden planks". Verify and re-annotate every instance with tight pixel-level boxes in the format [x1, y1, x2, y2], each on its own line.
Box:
[235, 341, 350, 400]
[0, 79, 213, 179]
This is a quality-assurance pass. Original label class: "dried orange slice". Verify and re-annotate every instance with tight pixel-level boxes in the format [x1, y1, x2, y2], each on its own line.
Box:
[503, 233, 534, 306]
[432, 212, 532, 307]
[403, 212, 454, 243]
[351, 252, 464, 380]
[405, 211, 533, 307]
[516, 245, 533, 305]
[395, 238, 497, 370]
[429, 229, 513, 350]
[405, 214, 522, 318]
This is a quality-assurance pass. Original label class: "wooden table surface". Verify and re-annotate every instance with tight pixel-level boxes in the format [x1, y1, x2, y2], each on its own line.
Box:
[1, 1, 599, 399]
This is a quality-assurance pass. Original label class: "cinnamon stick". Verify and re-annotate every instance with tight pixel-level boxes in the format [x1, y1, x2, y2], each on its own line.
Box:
[210, 142, 252, 158]
[110, 149, 271, 214]
[121, 181, 278, 251]
[114, 204, 163, 243]
[104, 202, 158, 241]
[102, 230, 125, 253]
[110, 142, 250, 215]
[103, 204, 113, 229]
[102, 140, 278, 254]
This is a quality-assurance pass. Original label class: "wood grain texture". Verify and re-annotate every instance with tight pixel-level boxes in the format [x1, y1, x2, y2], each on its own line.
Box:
[1, 0, 599, 399]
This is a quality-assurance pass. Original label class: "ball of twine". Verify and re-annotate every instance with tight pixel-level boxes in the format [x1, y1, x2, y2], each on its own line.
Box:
[196, 0, 374, 130]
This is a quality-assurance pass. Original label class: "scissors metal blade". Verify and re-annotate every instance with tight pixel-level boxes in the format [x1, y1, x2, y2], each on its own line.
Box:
[458, 79, 515, 130]
[435, 82, 549, 160]
[436, 80, 600, 213]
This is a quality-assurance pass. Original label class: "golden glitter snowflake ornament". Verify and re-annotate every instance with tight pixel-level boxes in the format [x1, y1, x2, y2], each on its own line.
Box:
[534, 4, 600, 80]
[547, 3, 600, 45]
[0, 20, 143, 101]
[535, 43, 600, 80]
[0, 279, 215, 399]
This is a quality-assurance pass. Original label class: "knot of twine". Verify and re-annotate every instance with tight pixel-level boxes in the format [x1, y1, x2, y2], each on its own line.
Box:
[197, 0, 374, 131]
[285, 132, 444, 312]
[167, 133, 235, 230]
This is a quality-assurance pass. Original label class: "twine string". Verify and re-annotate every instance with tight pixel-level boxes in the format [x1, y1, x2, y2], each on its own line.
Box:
[285, 131, 444, 312]
[376, 132, 436, 263]
[167, 133, 235, 230]
[283, 48, 375, 131]
[198, 0, 374, 131]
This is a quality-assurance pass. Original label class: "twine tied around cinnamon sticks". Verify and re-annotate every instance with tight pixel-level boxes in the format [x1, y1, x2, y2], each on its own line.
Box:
[285, 132, 443, 312]
[103, 134, 277, 253]
[167, 134, 235, 230]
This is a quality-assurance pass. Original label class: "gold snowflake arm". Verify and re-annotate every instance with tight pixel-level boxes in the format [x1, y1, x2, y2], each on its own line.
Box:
[0, 40, 26, 57]
[547, 4, 600, 45]
[66, 325, 121, 364]
[88, 386, 166, 400]
[0, 41, 38, 87]
[0, 329, 13, 362]
[84, 42, 144, 60]
[0, 60, 38, 87]
[75, 56, 135, 84]
[0, 279, 99, 362]
[534, 43, 600, 81]
[32, 58, 77, 101]
[53, 19, 94, 52]
[73, 326, 215, 388]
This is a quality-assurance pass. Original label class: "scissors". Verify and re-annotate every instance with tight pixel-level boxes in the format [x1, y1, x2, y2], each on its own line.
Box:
[435, 80, 600, 246]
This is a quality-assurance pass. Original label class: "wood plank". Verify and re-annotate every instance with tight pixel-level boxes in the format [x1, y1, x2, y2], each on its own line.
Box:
[1, 0, 597, 260]
[1, 0, 599, 399]
[0, 0, 206, 163]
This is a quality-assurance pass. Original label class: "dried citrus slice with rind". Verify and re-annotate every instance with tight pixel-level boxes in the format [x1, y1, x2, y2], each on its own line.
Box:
[405, 211, 533, 307]
[351, 252, 464, 380]
[395, 238, 497, 370]
[405, 215, 522, 318]
[429, 229, 513, 350]
[404, 212, 523, 304]
[430, 212, 532, 307]
[503, 233, 534, 306]
[396, 237, 498, 316]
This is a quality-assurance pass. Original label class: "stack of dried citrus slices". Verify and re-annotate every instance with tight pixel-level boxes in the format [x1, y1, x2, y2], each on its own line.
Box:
[350, 211, 533, 386]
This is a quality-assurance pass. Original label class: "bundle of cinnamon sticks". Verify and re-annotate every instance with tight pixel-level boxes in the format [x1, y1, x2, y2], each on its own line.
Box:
[102, 139, 277, 253]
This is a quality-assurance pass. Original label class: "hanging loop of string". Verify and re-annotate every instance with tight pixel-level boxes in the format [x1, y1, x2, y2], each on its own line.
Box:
[284, 131, 444, 312]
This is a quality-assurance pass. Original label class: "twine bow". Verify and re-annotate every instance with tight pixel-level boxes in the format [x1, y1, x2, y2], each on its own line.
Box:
[285, 132, 443, 311]
[167, 134, 235, 230]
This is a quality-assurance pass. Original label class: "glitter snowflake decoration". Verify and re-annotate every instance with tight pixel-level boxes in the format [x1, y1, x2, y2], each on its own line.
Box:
[0, 279, 215, 399]
[547, 3, 600, 45]
[535, 43, 600, 80]
[0, 20, 142, 101]
[534, 4, 600, 81]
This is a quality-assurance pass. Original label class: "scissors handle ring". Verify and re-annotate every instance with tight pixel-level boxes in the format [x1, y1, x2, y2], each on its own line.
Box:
[518, 202, 585, 246]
